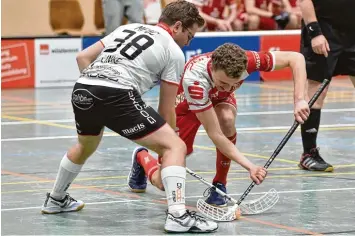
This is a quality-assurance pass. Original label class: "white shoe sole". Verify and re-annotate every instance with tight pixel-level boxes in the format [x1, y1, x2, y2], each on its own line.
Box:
[165, 225, 218, 233]
[41, 203, 85, 214]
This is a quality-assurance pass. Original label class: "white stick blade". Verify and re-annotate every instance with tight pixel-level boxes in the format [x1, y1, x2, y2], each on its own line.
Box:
[196, 199, 237, 222]
[196, 188, 279, 221]
[239, 188, 279, 215]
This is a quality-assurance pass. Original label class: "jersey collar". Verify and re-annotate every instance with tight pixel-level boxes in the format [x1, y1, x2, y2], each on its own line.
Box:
[156, 22, 173, 36]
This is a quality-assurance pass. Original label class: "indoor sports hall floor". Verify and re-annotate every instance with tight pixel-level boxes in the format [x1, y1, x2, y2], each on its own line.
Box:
[2, 79, 355, 235]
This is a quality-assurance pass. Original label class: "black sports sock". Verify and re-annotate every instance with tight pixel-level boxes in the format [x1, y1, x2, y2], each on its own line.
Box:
[301, 109, 321, 153]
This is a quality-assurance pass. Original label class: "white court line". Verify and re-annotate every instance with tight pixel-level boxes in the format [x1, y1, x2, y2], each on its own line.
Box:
[237, 108, 355, 116]
[2, 108, 355, 125]
[2, 187, 355, 212]
[197, 123, 355, 133]
[2, 110, 71, 115]
[1, 199, 142, 212]
[2, 123, 354, 142]
[1, 119, 74, 125]
[1, 134, 117, 142]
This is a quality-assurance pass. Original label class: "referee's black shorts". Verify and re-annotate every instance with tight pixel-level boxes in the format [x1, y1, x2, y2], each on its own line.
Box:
[301, 20, 355, 82]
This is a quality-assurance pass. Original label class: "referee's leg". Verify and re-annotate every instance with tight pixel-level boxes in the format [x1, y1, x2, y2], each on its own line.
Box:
[298, 27, 335, 171]
[125, 0, 144, 23]
[350, 76, 355, 87]
[102, 0, 124, 34]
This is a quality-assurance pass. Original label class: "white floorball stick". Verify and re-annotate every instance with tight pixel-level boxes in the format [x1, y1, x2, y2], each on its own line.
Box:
[186, 167, 279, 221]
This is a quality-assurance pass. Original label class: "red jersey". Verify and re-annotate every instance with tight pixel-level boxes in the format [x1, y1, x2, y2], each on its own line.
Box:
[175, 50, 275, 115]
[239, 0, 272, 12]
[188, 0, 237, 30]
[289, 0, 298, 7]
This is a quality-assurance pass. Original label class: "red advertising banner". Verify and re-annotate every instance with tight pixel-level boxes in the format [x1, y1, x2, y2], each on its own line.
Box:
[1, 40, 35, 88]
[260, 35, 301, 81]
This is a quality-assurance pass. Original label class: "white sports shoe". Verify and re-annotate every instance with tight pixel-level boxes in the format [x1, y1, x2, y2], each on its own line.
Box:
[164, 210, 218, 233]
[41, 192, 85, 214]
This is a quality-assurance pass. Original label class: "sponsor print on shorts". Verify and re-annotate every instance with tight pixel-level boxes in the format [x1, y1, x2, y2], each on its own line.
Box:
[72, 89, 100, 110]
[121, 123, 146, 136]
[128, 90, 156, 124]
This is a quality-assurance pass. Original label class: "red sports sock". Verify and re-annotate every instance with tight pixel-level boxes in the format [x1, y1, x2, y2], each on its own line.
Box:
[212, 133, 237, 186]
[137, 150, 159, 183]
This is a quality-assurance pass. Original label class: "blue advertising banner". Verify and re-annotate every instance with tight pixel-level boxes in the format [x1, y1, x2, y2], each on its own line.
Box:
[82, 36, 101, 49]
[182, 35, 260, 81]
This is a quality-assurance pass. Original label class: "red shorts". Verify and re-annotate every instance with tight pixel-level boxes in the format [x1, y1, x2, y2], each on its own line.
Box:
[176, 94, 237, 155]
[259, 17, 277, 30]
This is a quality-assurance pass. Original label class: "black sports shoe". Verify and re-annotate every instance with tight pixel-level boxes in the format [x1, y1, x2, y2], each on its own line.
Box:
[299, 147, 334, 172]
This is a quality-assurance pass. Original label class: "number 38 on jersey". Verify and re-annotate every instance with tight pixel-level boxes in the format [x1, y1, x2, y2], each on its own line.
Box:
[104, 29, 154, 60]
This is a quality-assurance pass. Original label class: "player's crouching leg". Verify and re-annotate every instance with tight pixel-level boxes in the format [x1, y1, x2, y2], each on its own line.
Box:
[131, 123, 218, 233]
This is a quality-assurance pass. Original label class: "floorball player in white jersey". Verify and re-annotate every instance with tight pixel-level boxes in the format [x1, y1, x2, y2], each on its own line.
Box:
[40, 1, 218, 233]
[128, 43, 310, 208]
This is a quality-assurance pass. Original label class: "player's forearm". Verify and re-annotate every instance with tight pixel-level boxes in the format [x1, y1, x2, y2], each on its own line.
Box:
[299, 0, 317, 23]
[76, 41, 104, 73]
[76, 55, 92, 73]
[208, 132, 255, 171]
[289, 53, 307, 102]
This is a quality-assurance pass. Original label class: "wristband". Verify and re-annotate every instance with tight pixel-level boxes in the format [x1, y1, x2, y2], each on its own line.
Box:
[306, 22, 323, 39]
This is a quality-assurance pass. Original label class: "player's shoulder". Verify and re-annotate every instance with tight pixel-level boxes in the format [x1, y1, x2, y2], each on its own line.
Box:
[112, 23, 138, 33]
[186, 52, 212, 69]
[109, 23, 142, 36]
[119, 23, 143, 30]
[167, 41, 185, 63]
[183, 54, 213, 86]
[119, 23, 163, 35]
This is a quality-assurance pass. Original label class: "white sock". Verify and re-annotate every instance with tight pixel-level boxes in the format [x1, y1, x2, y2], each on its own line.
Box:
[161, 166, 186, 217]
[50, 154, 83, 200]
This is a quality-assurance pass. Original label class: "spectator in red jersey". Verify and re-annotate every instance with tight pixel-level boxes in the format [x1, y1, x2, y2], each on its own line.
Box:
[244, 0, 290, 30]
[281, 0, 302, 28]
[188, 0, 244, 31]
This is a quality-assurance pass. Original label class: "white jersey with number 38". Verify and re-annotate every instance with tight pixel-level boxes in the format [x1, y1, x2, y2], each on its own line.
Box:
[77, 23, 185, 95]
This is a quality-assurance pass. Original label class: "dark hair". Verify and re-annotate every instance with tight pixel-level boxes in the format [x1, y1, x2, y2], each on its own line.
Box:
[212, 43, 247, 79]
[159, 0, 205, 28]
